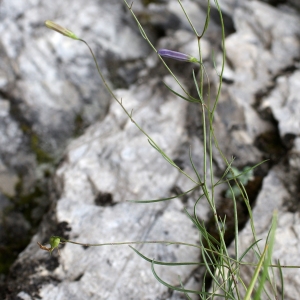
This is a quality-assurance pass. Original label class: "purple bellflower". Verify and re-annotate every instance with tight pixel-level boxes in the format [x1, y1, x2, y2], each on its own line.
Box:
[157, 49, 198, 63]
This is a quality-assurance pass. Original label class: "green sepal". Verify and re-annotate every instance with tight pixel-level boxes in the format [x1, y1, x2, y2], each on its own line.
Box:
[49, 236, 61, 254]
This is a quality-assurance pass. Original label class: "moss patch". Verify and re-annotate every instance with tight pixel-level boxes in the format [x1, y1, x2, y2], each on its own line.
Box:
[30, 135, 53, 164]
[20, 124, 54, 164]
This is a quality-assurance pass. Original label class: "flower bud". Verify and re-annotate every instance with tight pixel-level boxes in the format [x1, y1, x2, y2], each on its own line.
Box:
[49, 236, 61, 254]
[45, 20, 79, 40]
[158, 49, 198, 63]
[37, 236, 61, 255]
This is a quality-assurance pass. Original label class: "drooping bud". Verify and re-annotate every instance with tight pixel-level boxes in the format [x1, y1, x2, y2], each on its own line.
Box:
[157, 49, 198, 63]
[45, 20, 79, 40]
[37, 236, 61, 255]
[49, 236, 61, 255]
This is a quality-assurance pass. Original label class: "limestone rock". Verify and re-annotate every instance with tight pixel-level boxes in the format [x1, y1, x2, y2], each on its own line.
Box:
[3, 0, 300, 299]
[213, 0, 300, 167]
[0, 0, 152, 154]
[8, 77, 203, 300]
[260, 71, 300, 148]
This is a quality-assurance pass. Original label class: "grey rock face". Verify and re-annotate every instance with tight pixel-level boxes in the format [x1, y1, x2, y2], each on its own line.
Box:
[213, 0, 300, 166]
[261, 71, 300, 147]
[11, 77, 202, 300]
[3, 0, 300, 299]
[0, 0, 148, 154]
[0, 0, 152, 286]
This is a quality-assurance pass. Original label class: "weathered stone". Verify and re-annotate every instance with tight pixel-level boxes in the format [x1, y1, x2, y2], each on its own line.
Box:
[260, 71, 300, 147]
[0, 0, 151, 156]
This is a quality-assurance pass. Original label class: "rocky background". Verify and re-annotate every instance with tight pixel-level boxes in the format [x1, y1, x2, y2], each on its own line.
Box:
[0, 0, 300, 299]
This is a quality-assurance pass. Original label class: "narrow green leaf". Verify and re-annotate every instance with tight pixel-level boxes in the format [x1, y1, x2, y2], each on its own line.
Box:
[200, 1, 211, 38]
[239, 239, 262, 262]
[129, 246, 203, 266]
[138, 24, 147, 39]
[163, 82, 200, 103]
[192, 70, 204, 104]
[178, 275, 193, 300]
[151, 259, 221, 296]
[127, 185, 199, 203]
[189, 146, 202, 184]
[178, 0, 199, 36]
[228, 182, 239, 261]
[244, 243, 269, 300]
[254, 211, 278, 299]
[215, 160, 268, 187]
[278, 260, 284, 300]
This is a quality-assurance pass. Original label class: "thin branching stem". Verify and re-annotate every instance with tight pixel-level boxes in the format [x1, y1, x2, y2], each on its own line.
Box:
[78, 39, 199, 185]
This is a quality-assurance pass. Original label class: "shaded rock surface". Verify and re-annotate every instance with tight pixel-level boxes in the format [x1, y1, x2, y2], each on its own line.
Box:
[2, 0, 300, 299]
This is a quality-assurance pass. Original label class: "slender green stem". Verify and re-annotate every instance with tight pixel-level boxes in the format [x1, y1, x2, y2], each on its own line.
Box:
[123, 0, 193, 100]
[211, 0, 226, 117]
[78, 39, 199, 185]
[47, 236, 298, 269]
[244, 244, 269, 300]
[178, 0, 199, 36]
[60, 238, 202, 249]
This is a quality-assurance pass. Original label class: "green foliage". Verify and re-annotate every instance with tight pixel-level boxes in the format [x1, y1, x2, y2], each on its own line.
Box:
[20, 123, 53, 164]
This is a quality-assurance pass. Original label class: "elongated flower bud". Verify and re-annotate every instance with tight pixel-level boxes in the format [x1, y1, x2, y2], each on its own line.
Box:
[45, 20, 79, 40]
[157, 49, 198, 63]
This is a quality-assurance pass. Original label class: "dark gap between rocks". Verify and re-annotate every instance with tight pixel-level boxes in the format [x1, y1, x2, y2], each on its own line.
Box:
[3, 218, 71, 298]
[94, 192, 116, 207]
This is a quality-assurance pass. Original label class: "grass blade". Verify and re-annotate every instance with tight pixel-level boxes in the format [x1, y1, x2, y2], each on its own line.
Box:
[254, 211, 278, 299]
[244, 243, 269, 300]
[127, 185, 199, 203]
